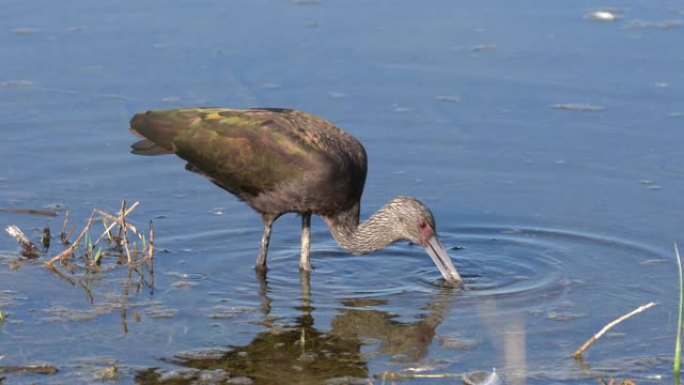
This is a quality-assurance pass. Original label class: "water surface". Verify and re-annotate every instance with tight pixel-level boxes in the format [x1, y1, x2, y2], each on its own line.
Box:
[1, 1, 683, 384]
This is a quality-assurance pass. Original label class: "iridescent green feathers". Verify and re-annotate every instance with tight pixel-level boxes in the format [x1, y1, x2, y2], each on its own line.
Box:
[130, 108, 367, 216]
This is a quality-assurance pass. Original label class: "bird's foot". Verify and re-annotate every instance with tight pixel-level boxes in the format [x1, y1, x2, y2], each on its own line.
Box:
[254, 263, 268, 276]
[299, 261, 313, 272]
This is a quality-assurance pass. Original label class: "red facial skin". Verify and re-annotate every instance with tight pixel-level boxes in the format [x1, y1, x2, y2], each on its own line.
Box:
[418, 221, 434, 246]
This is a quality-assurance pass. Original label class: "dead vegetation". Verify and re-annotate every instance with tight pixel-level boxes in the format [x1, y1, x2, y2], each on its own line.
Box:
[4, 200, 156, 335]
[573, 302, 656, 359]
[44, 200, 154, 267]
[4, 200, 154, 268]
[4, 225, 39, 259]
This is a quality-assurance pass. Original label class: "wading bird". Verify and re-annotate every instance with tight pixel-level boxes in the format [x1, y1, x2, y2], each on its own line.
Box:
[130, 108, 462, 285]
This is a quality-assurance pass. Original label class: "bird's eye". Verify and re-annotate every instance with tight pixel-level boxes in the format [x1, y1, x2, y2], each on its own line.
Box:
[419, 221, 427, 229]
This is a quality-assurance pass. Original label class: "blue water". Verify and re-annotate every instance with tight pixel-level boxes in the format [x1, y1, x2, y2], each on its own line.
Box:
[1, 1, 683, 384]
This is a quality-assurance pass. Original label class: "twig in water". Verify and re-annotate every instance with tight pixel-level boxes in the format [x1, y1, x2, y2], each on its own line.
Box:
[674, 242, 683, 377]
[147, 220, 155, 261]
[146, 222, 155, 293]
[60, 210, 73, 245]
[30, 201, 157, 316]
[573, 301, 656, 358]
[45, 209, 96, 266]
[95, 207, 141, 236]
[92, 201, 139, 246]
[101, 217, 113, 243]
[120, 200, 132, 264]
[45, 265, 76, 286]
[5, 225, 40, 258]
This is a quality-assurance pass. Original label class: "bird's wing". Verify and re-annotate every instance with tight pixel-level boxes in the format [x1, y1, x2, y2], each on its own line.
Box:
[130, 108, 325, 198]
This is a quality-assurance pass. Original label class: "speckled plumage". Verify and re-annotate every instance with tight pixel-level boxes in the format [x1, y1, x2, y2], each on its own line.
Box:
[130, 107, 462, 284]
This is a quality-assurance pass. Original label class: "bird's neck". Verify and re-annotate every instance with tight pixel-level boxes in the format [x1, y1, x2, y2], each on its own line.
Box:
[322, 202, 401, 254]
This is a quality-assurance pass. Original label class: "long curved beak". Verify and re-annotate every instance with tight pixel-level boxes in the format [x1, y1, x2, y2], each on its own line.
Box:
[424, 236, 463, 286]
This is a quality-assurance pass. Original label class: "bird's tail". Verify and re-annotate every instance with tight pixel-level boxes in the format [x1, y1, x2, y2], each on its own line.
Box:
[129, 109, 192, 156]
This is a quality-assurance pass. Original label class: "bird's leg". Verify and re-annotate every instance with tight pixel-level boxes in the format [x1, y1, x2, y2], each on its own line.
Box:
[299, 268, 311, 306]
[299, 268, 313, 327]
[256, 269, 272, 317]
[255, 215, 276, 274]
[299, 213, 312, 271]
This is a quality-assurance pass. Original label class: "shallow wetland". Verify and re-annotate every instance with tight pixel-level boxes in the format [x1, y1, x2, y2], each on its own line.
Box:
[1, 1, 684, 384]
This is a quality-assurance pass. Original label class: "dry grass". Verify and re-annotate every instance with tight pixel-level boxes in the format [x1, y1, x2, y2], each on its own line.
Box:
[572, 302, 656, 359]
[43, 200, 154, 268]
[32, 200, 157, 330]
[4, 199, 155, 297]
[2, 200, 159, 335]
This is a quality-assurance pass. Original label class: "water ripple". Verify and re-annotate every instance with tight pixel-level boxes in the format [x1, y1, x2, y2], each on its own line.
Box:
[441, 225, 669, 302]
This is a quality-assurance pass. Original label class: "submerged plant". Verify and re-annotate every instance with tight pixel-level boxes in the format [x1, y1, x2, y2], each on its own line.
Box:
[93, 246, 104, 265]
[44, 200, 154, 267]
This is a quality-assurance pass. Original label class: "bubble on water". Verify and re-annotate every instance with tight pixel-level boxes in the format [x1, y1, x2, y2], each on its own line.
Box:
[586, 10, 618, 22]
[327, 91, 346, 99]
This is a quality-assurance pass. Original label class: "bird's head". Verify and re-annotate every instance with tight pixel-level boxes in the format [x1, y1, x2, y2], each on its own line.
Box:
[388, 197, 463, 286]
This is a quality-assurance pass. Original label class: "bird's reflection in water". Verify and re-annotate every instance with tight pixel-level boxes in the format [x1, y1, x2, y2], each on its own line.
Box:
[135, 272, 458, 385]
